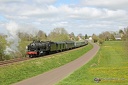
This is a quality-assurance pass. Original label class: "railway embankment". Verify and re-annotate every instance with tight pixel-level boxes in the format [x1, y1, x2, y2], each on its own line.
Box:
[13, 41, 99, 85]
[0, 43, 92, 85]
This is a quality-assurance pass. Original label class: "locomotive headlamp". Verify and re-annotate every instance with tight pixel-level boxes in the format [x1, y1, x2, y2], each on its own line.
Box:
[26, 46, 28, 50]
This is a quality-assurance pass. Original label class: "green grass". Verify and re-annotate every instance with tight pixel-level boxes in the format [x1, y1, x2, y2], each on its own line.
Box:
[57, 41, 128, 85]
[0, 43, 92, 85]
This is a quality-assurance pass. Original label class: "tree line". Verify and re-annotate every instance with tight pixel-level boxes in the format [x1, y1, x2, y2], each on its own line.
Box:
[17, 28, 85, 42]
[91, 27, 128, 44]
[1, 27, 128, 61]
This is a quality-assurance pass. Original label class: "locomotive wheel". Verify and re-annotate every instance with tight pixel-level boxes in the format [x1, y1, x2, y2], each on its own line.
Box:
[46, 51, 50, 55]
[29, 55, 34, 58]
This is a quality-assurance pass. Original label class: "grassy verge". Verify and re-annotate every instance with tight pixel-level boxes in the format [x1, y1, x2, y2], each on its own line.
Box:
[0, 43, 92, 85]
[57, 41, 128, 85]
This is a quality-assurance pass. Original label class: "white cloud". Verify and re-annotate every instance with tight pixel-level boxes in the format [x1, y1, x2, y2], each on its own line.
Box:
[81, 0, 128, 10]
[33, 0, 57, 4]
[0, 0, 128, 36]
[0, 0, 56, 3]
[0, 0, 25, 3]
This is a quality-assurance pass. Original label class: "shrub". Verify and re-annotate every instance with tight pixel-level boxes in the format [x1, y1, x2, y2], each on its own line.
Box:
[0, 43, 5, 61]
[98, 38, 104, 45]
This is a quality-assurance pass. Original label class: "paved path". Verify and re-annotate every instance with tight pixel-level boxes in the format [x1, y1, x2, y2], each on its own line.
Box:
[14, 42, 100, 85]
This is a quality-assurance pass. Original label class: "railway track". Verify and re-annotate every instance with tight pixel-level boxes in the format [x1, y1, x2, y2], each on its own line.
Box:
[0, 46, 86, 66]
[0, 57, 30, 66]
[0, 51, 68, 66]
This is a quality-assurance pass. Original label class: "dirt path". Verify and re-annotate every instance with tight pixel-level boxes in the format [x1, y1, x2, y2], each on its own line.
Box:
[13, 42, 100, 85]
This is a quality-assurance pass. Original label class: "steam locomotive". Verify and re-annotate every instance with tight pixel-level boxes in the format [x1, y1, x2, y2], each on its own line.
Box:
[26, 40, 88, 58]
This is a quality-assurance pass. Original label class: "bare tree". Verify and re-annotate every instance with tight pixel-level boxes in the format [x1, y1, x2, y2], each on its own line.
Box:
[48, 28, 69, 41]
[99, 31, 115, 41]
[37, 30, 47, 40]
[69, 32, 76, 40]
[123, 27, 128, 55]
[124, 27, 128, 40]
[77, 33, 83, 41]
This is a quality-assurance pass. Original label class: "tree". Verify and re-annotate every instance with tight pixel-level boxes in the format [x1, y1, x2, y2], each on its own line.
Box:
[98, 38, 104, 45]
[85, 34, 88, 39]
[119, 29, 124, 34]
[0, 35, 5, 61]
[18, 32, 32, 41]
[124, 27, 128, 40]
[99, 33, 105, 41]
[0, 43, 4, 61]
[92, 34, 98, 43]
[77, 33, 83, 41]
[103, 31, 111, 41]
[36, 30, 47, 40]
[123, 27, 128, 56]
[99, 31, 115, 41]
[110, 33, 115, 40]
[48, 28, 69, 41]
[69, 32, 75, 40]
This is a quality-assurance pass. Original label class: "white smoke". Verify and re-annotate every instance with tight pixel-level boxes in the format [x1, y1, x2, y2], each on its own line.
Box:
[5, 21, 20, 54]
[4, 21, 39, 55]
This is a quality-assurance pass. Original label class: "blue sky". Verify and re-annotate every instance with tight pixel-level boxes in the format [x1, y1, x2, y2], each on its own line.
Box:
[54, 0, 79, 6]
[0, 0, 128, 36]
[0, 14, 8, 22]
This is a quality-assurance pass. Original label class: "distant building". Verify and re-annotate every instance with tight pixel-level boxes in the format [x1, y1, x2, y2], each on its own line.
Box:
[78, 35, 83, 41]
[89, 37, 92, 40]
[114, 35, 121, 40]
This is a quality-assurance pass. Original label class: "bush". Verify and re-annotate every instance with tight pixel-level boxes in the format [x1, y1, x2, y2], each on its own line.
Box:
[92, 34, 98, 43]
[98, 38, 104, 45]
[0, 44, 5, 61]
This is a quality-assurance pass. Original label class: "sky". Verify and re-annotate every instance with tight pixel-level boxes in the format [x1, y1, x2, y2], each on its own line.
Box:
[0, 0, 128, 36]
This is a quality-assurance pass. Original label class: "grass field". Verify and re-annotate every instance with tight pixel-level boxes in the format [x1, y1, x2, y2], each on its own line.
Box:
[57, 41, 128, 85]
[0, 43, 92, 85]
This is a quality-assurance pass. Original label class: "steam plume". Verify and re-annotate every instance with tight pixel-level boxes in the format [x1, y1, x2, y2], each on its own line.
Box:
[4, 21, 38, 55]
